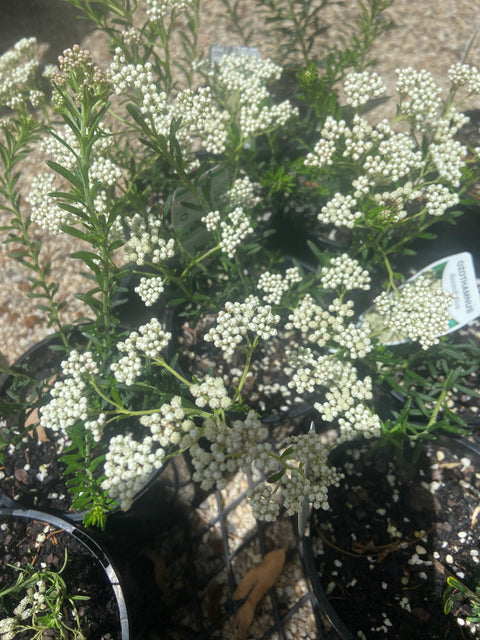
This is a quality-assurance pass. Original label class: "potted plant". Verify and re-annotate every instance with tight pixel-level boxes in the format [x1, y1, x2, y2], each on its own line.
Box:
[0, 0, 478, 572]
[0, 507, 129, 639]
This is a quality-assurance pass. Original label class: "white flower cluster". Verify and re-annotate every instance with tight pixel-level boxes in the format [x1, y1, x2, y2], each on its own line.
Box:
[41, 125, 116, 176]
[314, 365, 376, 430]
[101, 433, 165, 510]
[124, 213, 175, 265]
[202, 205, 254, 257]
[305, 116, 347, 168]
[343, 70, 387, 109]
[190, 375, 232, 410]
[111, 318, 171, 384]
[190, 412, 271, 491]
[320, 254, 371, 291]
[223, 175, 261, 209]
[342, 114, 375, 161]
[317, 192, 361, 228]
[285, 295, 360, 351]
[135, 275, 165, 306]
[448, 62, 480, 94]
[287, 345, 372, 403]
[240, 100, 299, 140]
[395, 67, 442, 124]
[85, 412, 107, 442]
[26, 173, 69, 234]
[372, 181, 422, 222]
[175, 87, 230, 154]
[90, 156, 122, 187]
[201, 209, 221, 232]
[429, 138, 466, 187]
[41, 126, 80, 171]
[215, 53, 299, 141]
[40, 350, 98, 433]
[337, 403, 382, 443]
[30, 126, 121, 233]
[110, 50, 228, 157]
[0, 616, 16, 640]
[257, 266, 302, 304]
[249, 429, 344, 520]
[140, 396, 194, 447]
[334, 322, 373, 359]
[0, 576, 51, 639]
[373, 272, 455, 349]
[363, 131, 424, 183]
[304, 66, 479, 230]
[425, 183, 459, 217]
[0, 37, 41, 110]
[219, 206, 254, 258]
[145, 0, 193, 21]
[205, 295, 280, 358]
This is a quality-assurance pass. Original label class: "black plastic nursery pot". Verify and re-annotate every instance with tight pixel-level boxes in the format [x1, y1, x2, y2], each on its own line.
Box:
[0, 327, 167, 521]
[304, 432, 480, 640]
[0, 506, 129, 638]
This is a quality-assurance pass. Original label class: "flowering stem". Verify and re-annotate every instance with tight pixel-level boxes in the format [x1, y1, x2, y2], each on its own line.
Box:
[0, 116, 68, 344]
[380, 249, 399, 294]
[154, 357, 192, 387]
[179, 245, 220, 280]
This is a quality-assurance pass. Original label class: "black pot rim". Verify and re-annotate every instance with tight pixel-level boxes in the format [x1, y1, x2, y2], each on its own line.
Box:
[0, 506, 130, 639]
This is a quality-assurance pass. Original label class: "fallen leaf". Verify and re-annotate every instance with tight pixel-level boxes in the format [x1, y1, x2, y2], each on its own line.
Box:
[438, 461, 462, 469]
[25, 408, 39, 429]
[351, 538, 399, 563]
[140, 548, 166, 591]
[472, 504, 480, 528]
[35, 424, 50, 443]
[14, 468, 29, 484]
[233, 548, 286, 639]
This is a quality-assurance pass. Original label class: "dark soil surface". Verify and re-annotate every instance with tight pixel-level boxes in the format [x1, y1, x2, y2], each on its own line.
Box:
[0, 513, 122, 638]
[309, 434, 480, 639]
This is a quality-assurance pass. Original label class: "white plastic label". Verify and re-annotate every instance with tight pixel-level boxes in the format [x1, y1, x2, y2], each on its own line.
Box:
[361, 252, 480, 345]
[209, 45, 261, 64]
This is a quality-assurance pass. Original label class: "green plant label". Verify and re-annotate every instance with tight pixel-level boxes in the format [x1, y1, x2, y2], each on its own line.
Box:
[170, 165, 231, 253]
[361, 252, 480, 345]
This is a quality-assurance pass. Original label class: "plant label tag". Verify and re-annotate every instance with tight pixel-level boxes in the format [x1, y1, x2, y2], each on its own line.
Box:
[361, 252, 480, 345]
[171, 165, 231, 253]
[209, 44, 261, 64]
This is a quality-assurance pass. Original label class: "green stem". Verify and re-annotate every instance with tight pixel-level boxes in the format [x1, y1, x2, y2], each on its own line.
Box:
[233, 337, 258, 403]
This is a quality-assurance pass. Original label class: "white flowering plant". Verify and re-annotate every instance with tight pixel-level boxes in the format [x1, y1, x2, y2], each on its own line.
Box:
[0, 551, 88, 640]
[0, 0, 479, 529]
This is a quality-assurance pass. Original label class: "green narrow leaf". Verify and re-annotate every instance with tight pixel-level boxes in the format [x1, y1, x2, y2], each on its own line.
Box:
[46, 160, 83, 190]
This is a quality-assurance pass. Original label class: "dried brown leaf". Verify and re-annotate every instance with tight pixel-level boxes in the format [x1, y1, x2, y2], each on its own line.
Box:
[140, 548, 166, 591]
[35, 424, 50, 443]
[233, 548, 286, 640]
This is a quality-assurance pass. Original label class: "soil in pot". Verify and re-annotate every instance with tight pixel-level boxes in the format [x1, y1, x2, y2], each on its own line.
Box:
[0, 511, 124, 638]
[308, 434, 480, 639]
